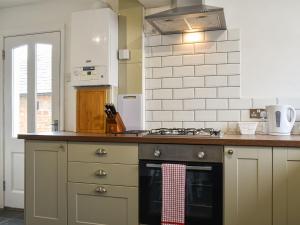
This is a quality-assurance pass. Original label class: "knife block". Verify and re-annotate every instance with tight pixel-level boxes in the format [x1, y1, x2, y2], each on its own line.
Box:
[106, 112, 126, 133]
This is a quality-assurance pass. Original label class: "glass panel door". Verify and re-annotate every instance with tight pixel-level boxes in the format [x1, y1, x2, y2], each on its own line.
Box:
[4, 32, 61, 209]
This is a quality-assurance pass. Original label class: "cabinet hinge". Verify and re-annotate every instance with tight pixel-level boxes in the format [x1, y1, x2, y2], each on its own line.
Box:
[3, 181, 5, 191]
[2, 50, 5, 60]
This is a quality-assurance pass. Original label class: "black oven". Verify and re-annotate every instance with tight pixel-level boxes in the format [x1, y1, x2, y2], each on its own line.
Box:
[139, 144, 223, 225]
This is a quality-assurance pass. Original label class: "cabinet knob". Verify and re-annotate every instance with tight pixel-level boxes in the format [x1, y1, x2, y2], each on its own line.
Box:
[95, 169, 107, 177]
[154, 149, 161, 158]
[228, 149, 234, 155]
[198, 151, 206, 159]
[96, 148, 107, 156]
[95, 186, 107, 194]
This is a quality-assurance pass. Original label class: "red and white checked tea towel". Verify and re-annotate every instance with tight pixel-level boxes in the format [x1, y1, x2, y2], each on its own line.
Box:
[161, 163, 186, 225]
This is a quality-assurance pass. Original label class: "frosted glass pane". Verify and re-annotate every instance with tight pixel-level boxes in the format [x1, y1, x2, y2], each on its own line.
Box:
[12, 45, 28, 137]
[36, 44, 53, 132]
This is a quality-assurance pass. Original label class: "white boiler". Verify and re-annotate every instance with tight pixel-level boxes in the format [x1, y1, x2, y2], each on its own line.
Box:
[71, 8, 118, 87]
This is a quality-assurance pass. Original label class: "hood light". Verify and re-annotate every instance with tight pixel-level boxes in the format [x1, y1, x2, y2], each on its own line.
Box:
[183, 32, 204, 43]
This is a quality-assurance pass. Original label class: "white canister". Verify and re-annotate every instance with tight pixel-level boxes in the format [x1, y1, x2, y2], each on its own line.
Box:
[266, 105, 296, 136]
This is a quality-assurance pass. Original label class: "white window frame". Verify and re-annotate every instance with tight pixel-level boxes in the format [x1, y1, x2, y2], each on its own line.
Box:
[0, 24, 65, 208]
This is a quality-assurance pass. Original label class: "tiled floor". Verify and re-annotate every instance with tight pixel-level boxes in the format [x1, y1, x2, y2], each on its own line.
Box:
[0, 210, 24, 225]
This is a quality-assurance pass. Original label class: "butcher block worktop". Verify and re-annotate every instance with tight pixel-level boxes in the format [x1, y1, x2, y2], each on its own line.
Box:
[18, 132, 300, 147]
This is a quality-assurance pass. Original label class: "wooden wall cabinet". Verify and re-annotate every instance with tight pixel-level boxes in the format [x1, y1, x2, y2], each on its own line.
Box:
[25, 141, 67, 225]
[76, 87, 108, 133]
[224, 146, 273, 225]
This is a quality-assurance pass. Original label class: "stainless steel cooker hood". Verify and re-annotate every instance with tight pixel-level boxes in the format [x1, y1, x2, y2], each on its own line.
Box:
[145, 0, 226, 34]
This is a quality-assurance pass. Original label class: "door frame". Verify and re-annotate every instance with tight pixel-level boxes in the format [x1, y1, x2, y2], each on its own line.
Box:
[0, 24, 65, 208]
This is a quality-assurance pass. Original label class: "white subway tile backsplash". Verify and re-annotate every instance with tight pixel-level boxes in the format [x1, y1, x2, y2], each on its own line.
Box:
[153, 89, 173, 99]
[146, 100, 161, 110]
[195, 42, 217, 53]
[205, 53, 227, 64]
[162, 34, 182, 45]
[205, 122, 228, 131]
[153, 111, 173, 121]
[228, 75, 240, 86]
[162, 78, 182, 88]
[217, 41, 240, 52]
[195, 65, 217, 76]
[145, 47, 152, 57]
[145, 68, 153, 78]
[145, 111, 153, 121]
[252, 98, 277, 108]
[183, 54, 205, 65]
[205, 30, 227, 41]
[146, 57, 161, 68]
[218, 87, 240, 98]
[145, 90, 153, 100]
[184, 99, 205, 110]
[195, 88, 217, 98]
[218, 110, 241, 121]
[145, 79, 161, 89]
[173, 66, 195, 77]
[227, 29, 240, 40]
[206, 99, 228, 109]
[183, 77, 205, 88]
[277, 98, 300, 109]
[217, 64, 240, 75]
[162, 121, 183, 128]
[152, 45, 172, 57]
[146, 35, 161, 47]
[163, 100, 183, 110]
[173, 44, 194, 55]
[228, 52, 240, 64]
[162, 55, 182, 67]
[183, 122, 205, 129]
[205, 76, 227, 87]
[296, 110, 300, 121]
[153, 67, 172, 78]
[173, 111, 195, 121]
[173, 88, 194, 99]
[145, 122, 162, 129]
[144, 30, 249, 134]
[195, 110, 217, 121]
[229, 99, 252, 109]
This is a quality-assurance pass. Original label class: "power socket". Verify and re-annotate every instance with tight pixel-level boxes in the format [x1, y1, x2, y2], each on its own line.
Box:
[250, 109, 266, 119]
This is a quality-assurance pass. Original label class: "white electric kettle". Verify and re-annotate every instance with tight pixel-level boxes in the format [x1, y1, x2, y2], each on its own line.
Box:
[266, 105, 296, 136]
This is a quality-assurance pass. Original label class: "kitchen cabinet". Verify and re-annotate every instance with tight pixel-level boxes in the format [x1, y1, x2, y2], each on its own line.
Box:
[273, 147, 300, 225]
[224, 146, 272, 225]
[76, 87, 109, 133]
[68, 183, 138, 225]
[25, 141, 67, 225]
[67, 142, 139, 225]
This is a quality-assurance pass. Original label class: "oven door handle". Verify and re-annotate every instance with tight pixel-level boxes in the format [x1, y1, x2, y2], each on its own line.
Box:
[145, 163, 213, 171]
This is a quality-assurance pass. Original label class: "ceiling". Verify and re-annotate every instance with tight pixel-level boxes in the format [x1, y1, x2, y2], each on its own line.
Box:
[0, 0, 48, 8]
[138, 0, 170, 8]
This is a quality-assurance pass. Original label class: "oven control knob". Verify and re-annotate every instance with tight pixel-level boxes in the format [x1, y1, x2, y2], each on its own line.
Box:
[154, 149, 161, 158]
[198, 151, 206, 159]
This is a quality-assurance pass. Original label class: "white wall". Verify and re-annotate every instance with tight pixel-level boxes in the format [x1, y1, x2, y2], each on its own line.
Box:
[208, 0, 300, 98]
[0, 0, 116, 131]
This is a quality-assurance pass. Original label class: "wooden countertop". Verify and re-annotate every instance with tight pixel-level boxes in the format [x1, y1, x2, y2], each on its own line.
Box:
[18, 132, 300, 147]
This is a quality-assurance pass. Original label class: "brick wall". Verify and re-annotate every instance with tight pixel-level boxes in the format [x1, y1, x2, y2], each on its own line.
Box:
[144, 30, 300, 134]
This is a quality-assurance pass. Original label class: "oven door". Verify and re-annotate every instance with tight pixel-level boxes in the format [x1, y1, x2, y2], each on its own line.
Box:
[139, 161, 223, 225]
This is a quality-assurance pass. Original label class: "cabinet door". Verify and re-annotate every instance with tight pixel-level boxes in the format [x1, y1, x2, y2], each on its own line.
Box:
[68, 183, 138, 225]
[224, 146, 272, 225]
[273, 147, 300, 225]
[25, 141, 67, 225]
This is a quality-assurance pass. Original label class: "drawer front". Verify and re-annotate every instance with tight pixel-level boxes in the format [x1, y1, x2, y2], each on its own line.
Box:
[68, 183, 138, 225]
[68, 162, 138, 186]
[68, 142, 138, 164]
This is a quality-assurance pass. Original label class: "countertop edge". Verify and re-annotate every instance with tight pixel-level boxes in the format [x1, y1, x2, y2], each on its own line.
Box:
[18, 133, 300, 148]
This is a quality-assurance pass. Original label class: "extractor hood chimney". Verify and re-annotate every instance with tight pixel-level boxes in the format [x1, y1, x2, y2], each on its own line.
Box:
[145, 0, 226, 35]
